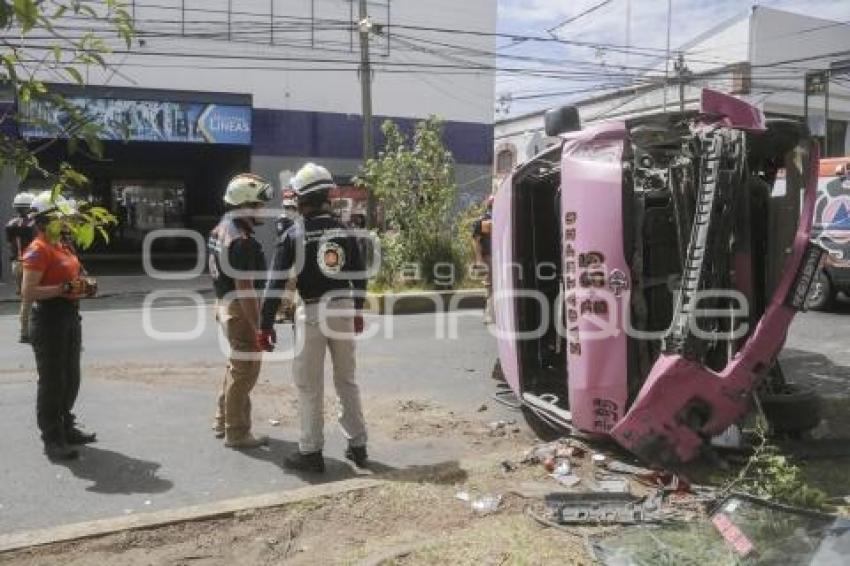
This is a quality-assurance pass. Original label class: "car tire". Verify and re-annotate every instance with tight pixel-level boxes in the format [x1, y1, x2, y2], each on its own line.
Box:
[806, 270, 833, 311]
[759, 384, 821, 436]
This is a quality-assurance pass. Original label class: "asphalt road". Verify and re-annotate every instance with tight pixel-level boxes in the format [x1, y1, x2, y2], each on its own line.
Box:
[0, 299, 847, 537]
[0, 306, 507, 535]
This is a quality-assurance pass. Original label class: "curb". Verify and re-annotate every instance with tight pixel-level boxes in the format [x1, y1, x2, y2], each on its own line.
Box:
[1, 289, 487, 315]
[0, 478, 384, 554]
[366, 289, 485, 315]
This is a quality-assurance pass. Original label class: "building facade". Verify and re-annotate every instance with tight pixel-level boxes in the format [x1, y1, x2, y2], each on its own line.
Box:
[494, 6, 850, 188]
[1, 0, 496, 277]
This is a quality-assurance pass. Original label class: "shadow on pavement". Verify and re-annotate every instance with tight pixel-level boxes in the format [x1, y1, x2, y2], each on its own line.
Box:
[781, 348, 850, 396]
[59, 446, 174, 495]
[238, 438, 467, 486]
[239, 438, 365, 484]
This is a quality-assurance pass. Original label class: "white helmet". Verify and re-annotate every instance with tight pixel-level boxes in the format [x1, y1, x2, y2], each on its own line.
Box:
[29, 190, 74, 217]
[13, 192, 33, 209]
[291, 163, 336, 198]
[224, 173, 272, 207]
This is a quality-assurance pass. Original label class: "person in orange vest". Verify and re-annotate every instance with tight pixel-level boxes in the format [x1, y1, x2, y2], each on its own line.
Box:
[20, 192, 98, 461]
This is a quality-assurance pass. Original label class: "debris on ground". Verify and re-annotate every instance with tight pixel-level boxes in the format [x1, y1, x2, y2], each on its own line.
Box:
[456, 490, 503, 515]
[487, 419, 520, 437]
[605, 460, 652, 476]
[591, 493, 850, 565]
[591, 478, 630, 494]
[470, 494, 503, 514]
[550, 474, 582, 488]
[532, 491, 665, 526]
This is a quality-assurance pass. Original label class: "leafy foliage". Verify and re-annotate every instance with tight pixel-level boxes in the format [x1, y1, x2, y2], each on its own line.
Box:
[41, 164, 117, 249]
[1, 0, 133, 248]
[723, 424, 829, 510]
[357, 117, 471, 288]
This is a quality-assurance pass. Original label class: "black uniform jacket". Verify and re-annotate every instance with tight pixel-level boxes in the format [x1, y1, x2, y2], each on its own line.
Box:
[260, 211, 367, 330]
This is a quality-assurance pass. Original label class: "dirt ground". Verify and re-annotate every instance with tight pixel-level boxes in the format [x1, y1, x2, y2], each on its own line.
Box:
[2, 364, 850, 565]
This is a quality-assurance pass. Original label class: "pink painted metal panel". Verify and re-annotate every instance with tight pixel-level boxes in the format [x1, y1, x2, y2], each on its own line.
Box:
[492, 175, 521, 393]
[701, 88, 767, 132]
[561, 121, 630, 434]
[611, 144, 820, 467]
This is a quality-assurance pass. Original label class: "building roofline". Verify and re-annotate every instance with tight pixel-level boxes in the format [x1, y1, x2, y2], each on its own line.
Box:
[496, 10, 753, 128]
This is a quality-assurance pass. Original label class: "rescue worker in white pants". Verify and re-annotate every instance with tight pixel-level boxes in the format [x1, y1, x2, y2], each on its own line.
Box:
[257, 163, 368, 473]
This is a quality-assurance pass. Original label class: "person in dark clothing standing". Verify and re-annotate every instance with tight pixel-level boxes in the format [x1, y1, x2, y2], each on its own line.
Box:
[472, 195, 494, 324]
[275, 189, 299, 238]
[274, 188, 300, 324]
[21, 192, 97, 461]
[208, 173, 272, 449]
[257, 163, 369, 473]
[6, 192, 35, 342]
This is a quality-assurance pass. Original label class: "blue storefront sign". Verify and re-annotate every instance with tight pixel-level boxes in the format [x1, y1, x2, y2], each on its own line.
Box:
[20, 96, 252, 145]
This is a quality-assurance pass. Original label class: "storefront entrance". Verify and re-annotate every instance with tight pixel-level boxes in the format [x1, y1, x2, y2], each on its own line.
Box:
[27, 141, 251, 273]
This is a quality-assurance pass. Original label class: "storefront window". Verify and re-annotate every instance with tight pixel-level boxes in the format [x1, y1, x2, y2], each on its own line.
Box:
[111, 181, 186, 247]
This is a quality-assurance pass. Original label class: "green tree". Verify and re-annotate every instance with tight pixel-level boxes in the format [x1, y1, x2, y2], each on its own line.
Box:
[1, 0, 134, 247]
[357, 116, 466, 288]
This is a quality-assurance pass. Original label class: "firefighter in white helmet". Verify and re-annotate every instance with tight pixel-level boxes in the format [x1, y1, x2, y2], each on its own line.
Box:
[258, 163, 369, 473]
[208, 173, 272, 449]
[21, 191, 98, 460]
[6, 192, 35, 342]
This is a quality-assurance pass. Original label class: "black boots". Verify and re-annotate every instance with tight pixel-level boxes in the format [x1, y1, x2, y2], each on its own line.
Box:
[44, 441, 79, 461]
[43, 423, 96, 461]
[66, 427, 97, 445]
[345, 446, 369, 469]
[283, 451, 326, 473]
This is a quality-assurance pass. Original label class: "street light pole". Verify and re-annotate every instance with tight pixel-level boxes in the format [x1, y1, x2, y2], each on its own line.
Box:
[358, 0, 376, 227]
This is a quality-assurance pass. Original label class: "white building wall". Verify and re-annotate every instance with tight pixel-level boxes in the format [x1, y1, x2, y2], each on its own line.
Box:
[749, 7, 850, 125]
[682, 13, 751, 75]
[62, 0, 496, 124]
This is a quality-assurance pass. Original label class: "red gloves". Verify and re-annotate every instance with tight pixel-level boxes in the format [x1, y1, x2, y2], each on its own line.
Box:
[256, 328, 277, 352]
[354, 314, 365, 335]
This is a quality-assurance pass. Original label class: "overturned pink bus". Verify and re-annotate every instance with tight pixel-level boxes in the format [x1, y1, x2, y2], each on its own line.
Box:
[492, 89, 823, 468]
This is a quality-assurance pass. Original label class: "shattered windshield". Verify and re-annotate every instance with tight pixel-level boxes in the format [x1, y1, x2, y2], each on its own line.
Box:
[593, 495, 850, 566]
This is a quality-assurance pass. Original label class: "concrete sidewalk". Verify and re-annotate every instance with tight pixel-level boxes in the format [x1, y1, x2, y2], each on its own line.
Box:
[0, 274, 485, 315]
[0, 274, 213, 303]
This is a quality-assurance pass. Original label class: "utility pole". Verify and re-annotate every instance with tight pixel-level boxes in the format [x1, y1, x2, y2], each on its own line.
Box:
[662, 0, 671, 112]
[358, 0, 377, 227]
[674, 53, 689, 113]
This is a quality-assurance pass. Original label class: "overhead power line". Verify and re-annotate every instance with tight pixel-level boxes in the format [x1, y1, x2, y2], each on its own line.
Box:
[547, 0, 615, 36]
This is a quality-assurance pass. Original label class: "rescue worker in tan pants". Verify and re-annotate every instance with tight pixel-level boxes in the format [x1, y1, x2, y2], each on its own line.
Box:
[257, 163, 368, 473]
[208, 174, 273, 449]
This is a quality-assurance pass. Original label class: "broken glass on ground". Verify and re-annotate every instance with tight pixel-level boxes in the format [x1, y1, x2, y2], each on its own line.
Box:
[592, 493, 850, 565]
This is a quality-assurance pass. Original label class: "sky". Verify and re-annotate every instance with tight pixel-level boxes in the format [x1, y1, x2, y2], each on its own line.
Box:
[496, 0, 850, 118]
